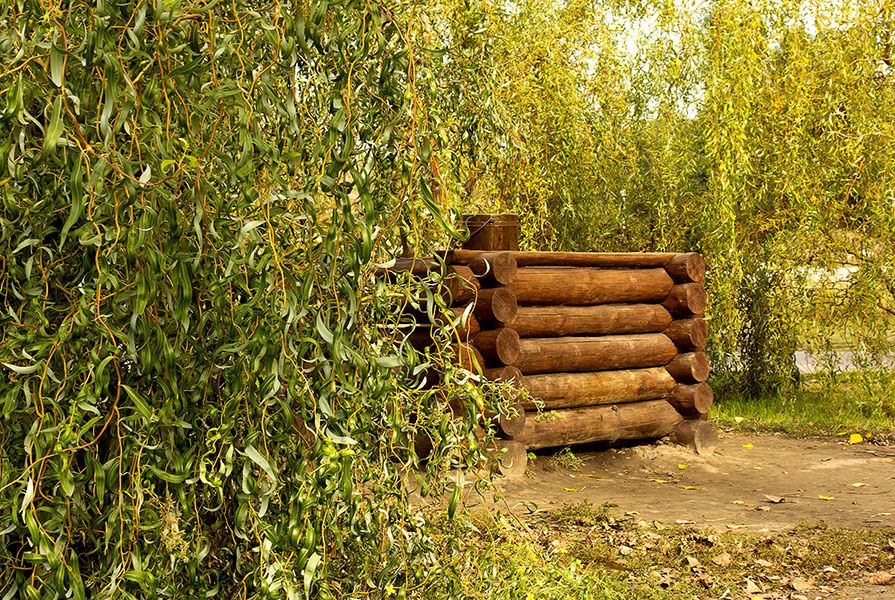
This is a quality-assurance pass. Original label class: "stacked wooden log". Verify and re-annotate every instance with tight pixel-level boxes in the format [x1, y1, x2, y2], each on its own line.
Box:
[442, 250, 713, 451]
[386, 246, 715, 458]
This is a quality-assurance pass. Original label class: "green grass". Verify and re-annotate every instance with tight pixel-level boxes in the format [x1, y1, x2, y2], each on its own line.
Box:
[711, 377, 895, 438]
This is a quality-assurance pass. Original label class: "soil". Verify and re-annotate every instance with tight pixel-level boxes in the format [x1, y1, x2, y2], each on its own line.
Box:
[495, 432, 895, 534]
[469, 430, 895, 600]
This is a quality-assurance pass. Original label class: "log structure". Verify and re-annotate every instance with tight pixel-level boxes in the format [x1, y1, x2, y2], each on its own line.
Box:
[380, 215, 714, 459]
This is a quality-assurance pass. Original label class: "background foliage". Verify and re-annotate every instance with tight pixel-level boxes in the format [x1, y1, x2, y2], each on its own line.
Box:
[428, 0, 895, 399]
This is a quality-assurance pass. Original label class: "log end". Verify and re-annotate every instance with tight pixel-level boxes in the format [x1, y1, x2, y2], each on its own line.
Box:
[671, 419, 719, 455]
[666, 252, 706, 283]
[491, 402, 526, 439]
[487, 440, 528, 478]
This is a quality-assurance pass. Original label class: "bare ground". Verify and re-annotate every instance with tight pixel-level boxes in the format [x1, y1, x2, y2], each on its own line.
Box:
[463, 431, 895, 599]
[496, 432, 895, 534]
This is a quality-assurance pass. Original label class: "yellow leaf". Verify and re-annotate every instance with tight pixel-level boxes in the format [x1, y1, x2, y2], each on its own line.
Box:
[563, 487, 579, 492]
[848, 433, 864, 445]
[741, 443, 754, 448]
[681, 486, 706, 490]
[678, 464, 689, 470]
[585, 474, 605, 479]
[650, 479, 671, 483]
[733, 416, 744, 423]
[818, 495, 835, 500]
[850, 482, 866, 487]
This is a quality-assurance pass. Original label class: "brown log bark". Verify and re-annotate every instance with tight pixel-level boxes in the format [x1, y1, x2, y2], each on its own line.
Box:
[665, 253, 705, 283]
[487, 402, 526, 439]
[445, 265, 480, 304]
[473, 328, 521, 366]
[486, 440, 528, 477]
[666, 352, 710, 383]
[448, 343, 485, 375]
[671, 419, 719, 455]
[514, 400, 682, 450]
[514, 333, 677, 375]
[375, 256, 439, 278]
[471, 287, 518, 323]
[520, 367, 675, 411]
[482, 365, 525, 385]
[508, 304, 672, 337]
[444, 249, 676, 268]
[667, 383, 714, 417]
[664, 317, 708, 350]
[468, 252, 518, 285]
[663, 283, 707, 316]
[508, 268, 673, 305]
[438, 307, 481, 339]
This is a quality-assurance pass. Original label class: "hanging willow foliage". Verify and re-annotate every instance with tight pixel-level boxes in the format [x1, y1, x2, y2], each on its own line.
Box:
[0, 0, 503, 598]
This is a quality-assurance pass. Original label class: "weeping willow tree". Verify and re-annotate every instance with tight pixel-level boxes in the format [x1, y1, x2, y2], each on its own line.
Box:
[430, 0, 895, 398]
[0, 1, 506, 598]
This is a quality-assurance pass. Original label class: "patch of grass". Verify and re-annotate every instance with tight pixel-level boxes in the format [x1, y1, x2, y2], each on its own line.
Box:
[550, 500, 614, 527]
[711, 377, 895, 437]
[549, 446, 584, 470]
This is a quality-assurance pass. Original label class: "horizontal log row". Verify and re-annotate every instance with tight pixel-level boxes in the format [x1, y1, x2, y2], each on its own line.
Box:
[384, 249, 713, 453]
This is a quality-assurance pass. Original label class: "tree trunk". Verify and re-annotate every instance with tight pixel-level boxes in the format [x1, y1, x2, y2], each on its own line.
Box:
[514, 333, 677, 375]
[664, 317, 708, 350]
[486, 440, 528, 478]
[514, 400, 682, 450]
[482, 365, 525, 385]
[666, 352, 710, 383]
[508, 304, 672, 337]
[445, 265, 480, 305]
[468, 252, 518, 285]
[665, 252, 705, 283]
[508, 267, 673, 306]
[520, 367, 675, 410]
[663, 283, 707, 316]
[671, 419, 719, 455]
[444, 250, 677, 268]
[470, 287, 518, 323]
[473, 328, 521, 365]
[447, 343, 485, 375]
[667, 383, 714, 417]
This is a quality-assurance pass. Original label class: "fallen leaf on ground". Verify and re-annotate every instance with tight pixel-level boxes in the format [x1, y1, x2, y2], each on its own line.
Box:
[563, 487, 579, 492]
[681, 486, 707, 490]
[585, 474, 605, 479]
[818, 495, 835, 500]
[733, 416, 744, 423]
[763, 495, 785, 503]
[678, 464, 689, 470]
[741, 443, 754, 448]
[848, 433, 864, 444]
[744, 578, 762, 594]
[849, 482, 866, 487]
[868, 569, 895, 585]
[650, 479, 672, 483]
[619, 546, 634, 556]
[732, 500, 745, 505]
[755, 559, 773, 568]
[685, 556, 700, 568]
[712, 552, 731, 566]
[791, 577, 813, 592]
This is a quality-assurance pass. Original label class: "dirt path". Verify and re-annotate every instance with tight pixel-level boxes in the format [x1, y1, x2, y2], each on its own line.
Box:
[475, 432, 895, 600]
[494, 432, 895, 533]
